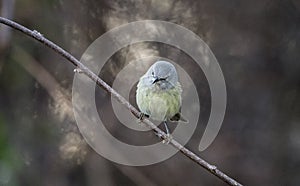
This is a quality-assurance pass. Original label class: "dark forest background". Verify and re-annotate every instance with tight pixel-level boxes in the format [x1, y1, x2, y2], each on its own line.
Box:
[0, 0, 300, 185]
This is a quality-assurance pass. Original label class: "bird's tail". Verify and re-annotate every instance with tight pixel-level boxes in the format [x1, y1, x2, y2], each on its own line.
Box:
[169, 112, 188, 123]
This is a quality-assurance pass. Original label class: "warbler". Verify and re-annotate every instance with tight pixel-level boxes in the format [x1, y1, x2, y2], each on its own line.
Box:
[136, 61, 186, 137]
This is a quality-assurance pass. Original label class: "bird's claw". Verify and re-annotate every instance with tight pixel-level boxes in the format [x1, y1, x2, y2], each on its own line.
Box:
[137, 113, 145, 125]
[154, 131, 172, 144]
[162, 133, 173, 144]
[137, 113, 150, 125]
[138, 113, 145, 121]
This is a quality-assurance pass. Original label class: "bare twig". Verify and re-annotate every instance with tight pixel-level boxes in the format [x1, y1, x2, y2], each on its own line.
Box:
[0, 17, 243, 186]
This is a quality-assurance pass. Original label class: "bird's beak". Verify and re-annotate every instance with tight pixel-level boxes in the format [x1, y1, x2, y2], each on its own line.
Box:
[152, 78, 159, 84]
[152, 77, 166, 84]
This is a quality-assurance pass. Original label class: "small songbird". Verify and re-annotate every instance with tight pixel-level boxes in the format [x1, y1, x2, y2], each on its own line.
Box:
[136, 61, 187, 138]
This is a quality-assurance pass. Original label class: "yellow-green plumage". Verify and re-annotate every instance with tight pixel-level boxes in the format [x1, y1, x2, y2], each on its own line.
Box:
[136, 81, 182, 121]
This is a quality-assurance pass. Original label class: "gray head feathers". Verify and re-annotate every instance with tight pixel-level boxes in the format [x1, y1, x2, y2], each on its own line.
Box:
[140, 61, 178, 90]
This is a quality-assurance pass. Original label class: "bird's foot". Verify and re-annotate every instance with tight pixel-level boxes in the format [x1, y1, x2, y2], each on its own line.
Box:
[154, 131, 173, 144]
[139, 113, 145, 121]
[138, 113, 149, 121]
[137, 113, 149, 126]
[162, 133, 173, 144]
[154, 131, 172, 144]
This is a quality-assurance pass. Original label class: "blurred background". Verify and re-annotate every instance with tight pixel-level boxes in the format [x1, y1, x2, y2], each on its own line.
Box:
[0, 0, 300, 185]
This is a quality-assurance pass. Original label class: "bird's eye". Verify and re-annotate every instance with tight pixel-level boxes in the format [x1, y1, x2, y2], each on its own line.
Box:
[151, 71, 154, 76]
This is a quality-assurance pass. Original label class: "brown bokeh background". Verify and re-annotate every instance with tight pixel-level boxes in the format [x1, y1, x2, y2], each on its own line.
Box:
[0, 0, 299, 185]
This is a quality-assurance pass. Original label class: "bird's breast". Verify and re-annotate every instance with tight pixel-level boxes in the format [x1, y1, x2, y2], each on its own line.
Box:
[136, 83, 182, 121]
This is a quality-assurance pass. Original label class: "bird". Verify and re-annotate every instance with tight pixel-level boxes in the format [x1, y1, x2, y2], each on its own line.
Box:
[136, 61, 187, 141]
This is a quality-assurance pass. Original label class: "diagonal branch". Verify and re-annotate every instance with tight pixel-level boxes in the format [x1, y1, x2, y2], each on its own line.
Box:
[0, 17, 243, 186]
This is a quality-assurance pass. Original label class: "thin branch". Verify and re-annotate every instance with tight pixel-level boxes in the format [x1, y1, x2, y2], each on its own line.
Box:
[0, 17, 243, 186]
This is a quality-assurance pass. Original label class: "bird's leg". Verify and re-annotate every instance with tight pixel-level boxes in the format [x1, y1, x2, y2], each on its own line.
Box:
[137, 113, 149, 126]
[162, 121, 173, 144]
[163, 121, 170, 135]
[138, 113, 145, 121]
